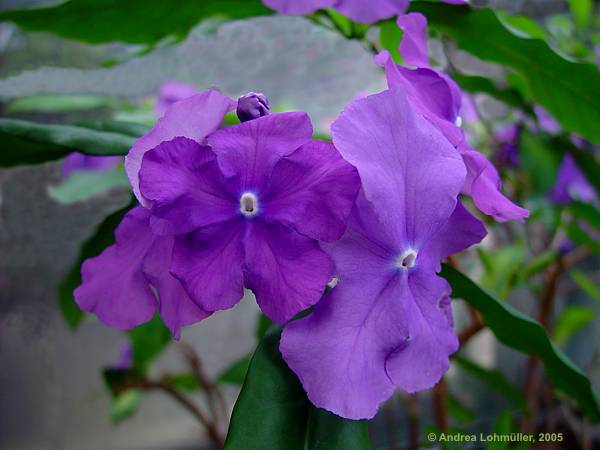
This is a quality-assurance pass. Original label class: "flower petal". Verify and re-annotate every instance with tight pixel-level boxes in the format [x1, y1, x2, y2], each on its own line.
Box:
[62, 153, 121, 178]
[461, 148, 529, 222]
[243, 221, 333, 323]
[281, 203, 407, 419]
[397, 13, 428, 67]
[262, 0, 335, 15]
[208, 112, 313, 194]
[139, 136, 236, 235]
[125, 89, 234, 207]
[171, 219, 245, 312]
[336, 0, 409, 24]
[264, 140, 360, 241]
[331, 88, 465, 249]
[74, 207, 157, 329]
[385, 272, 458, 392]
[143, 235, 211, 339]
[155, 80, 198, 119]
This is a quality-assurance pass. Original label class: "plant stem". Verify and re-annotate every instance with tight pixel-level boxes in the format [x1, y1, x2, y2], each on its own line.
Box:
[432, 376, 448, 432]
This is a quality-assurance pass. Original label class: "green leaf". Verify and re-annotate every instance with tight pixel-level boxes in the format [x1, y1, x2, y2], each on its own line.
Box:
[554, 306, 597, 345]
[110, 389, 143, 423]
[410, 2, 600, 143]
[379, 19, 403, 64]
[6, 95, 116, 113]
[497, 13, 546, 39]
[128, 315, 171, 374]
[167, 373, 200, 391]
[519, 250, 558, 282]
[0, 118, 135, 167]
[453, 356, 527, 413]
[217, 355, 252, 386]
[485, 410, 513, 450]
[441, 264, 600, 422]
[452, 73, 532, 114]
[478, 244, 525, 300]
[224, 327, 371, 450]
[570, 201, 600, 232]
[568, 0, 593, 29]
[0, 0, 272, 45]
[58, 201, 133, 329]
[569, 269, 600, 306]
[48, 166, 129, 205]
[255, 312, 274, 340]
[518, 130, 563, 194]
[565, 222, 600, 255]
[74, 120, 150, 137]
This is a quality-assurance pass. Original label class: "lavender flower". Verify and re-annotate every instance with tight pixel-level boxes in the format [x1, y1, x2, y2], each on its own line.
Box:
[77, 91, 360, 332]
[155, 80, 198, 118]
[375, 13, 528, 222]
[549, 154, 596, 205]
[61, 153, 121, 178]
[236, 92, 270, 122]
[262, 0, 408, 24]
[281, 88, 486, 419]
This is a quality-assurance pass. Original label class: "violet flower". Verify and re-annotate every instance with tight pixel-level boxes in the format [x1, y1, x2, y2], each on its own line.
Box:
[236, 92, 270, 122]
[495, 124, 520, 168]
[375, 13, 528, 222]
[262, 0, 408, 24]
[155, 80, 198, 118]
[549, 154, 596, 205]
[138, 111, 360, 323]
[281, 88, 486, 419]
[62, 153, 121, 178]
[75, 206, 210, 338]
[77, 90, 360, 334]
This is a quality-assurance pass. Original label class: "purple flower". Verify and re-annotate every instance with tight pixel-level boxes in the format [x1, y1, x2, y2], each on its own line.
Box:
[155, 80, 198, 118]
[236, 92, 270, 122]
[549, 154, 596, 205]
[113, 343, 133, 370]
[75, 206, 211, 339]
[375, 24, 528, 222]
[62, 153, 121, 178]
[138, 111, 360, 323]
[125, 89, 236, 207]
[495, 124, 520, 168]
[396, 13, 428, 67]
[280, 88, 486, 419]
[262, 0, 409, 24]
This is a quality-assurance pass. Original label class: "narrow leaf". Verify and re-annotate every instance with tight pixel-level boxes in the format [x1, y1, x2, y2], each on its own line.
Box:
[441, 264, 600, 422]
[554, 306, 597, 345]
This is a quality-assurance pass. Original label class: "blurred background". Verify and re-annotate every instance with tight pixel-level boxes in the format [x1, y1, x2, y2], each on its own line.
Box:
[1, 0, 599, 449]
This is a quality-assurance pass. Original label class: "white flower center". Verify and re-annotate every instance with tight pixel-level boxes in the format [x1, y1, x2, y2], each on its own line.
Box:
[240, 192, 259, 217]
[396, 249, 417, 270]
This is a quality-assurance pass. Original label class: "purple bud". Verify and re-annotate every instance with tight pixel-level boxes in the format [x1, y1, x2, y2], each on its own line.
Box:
[236, 92, 270, 122]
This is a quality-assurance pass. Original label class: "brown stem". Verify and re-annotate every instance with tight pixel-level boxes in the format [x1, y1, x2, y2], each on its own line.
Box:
[458, 308, 485, 346]
[406, 394, 420, 450]
[179, 343, 229, 435]
[432, 377, 448, 432]
[382, 398, 398, 449]
[122, 380, 224, 449]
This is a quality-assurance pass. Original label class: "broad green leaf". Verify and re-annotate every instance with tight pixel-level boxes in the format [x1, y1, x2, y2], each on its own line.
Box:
[452, 73, 532, 114]
[568, 0, 593, 29]
[379, 20, 403, 64]
[569, 269, 600, 306]
[58, 201, 133, 329]
[0, 118, 134, 167]
[48, 166, 129, 205]
[0, 0, 272, 45]
[110, 389, 143, 423]
[441, 265, 600, 422]
[128, 315, 171, 374]
[410, 2, 600, 143]
[497, 13, 546, 39]
[217, 355, 252, 386]
[255, 312, 274, 340]
[453, 356, 527, 413]
[224, 327, 371, 450]
[554, 306, 597, 345]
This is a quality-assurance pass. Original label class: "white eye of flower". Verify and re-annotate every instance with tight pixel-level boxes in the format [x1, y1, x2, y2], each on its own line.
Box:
[455, 116, 463, 127]
[239, 192, 259, 217]
[396, 249, 418, 270]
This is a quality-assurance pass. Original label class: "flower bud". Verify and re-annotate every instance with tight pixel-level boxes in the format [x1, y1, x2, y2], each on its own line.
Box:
[236, 92, 270, 122]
